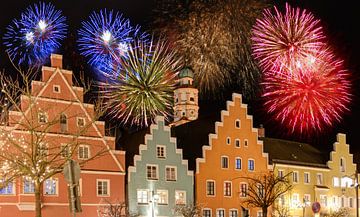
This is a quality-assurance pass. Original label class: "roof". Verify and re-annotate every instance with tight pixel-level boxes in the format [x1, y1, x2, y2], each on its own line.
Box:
[179, 66, 194, 79]
[263, 137, 329, 168]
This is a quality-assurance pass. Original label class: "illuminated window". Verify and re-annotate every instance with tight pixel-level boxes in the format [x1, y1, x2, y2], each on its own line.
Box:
[175, 190, 186, 205]
[304, 194, 311, 204]
[157, 189, 168, 205]
[97, 179, 110, 196]
[156, 145, 166, 158]
[257, 211, 263, 217]
[217, 209, 225, 217]
[146, 165, 158, 180]
[203, 209, 211, 217]
[23, 177, 35, 194]
[240, 183, 248, 197]
[320, 195, 327, 207]
[248, 159, 255, 171]
[235, 158, 242, 170]
[224, 181, 232, 196]
[44, 179, 58, 195]
[292, 193, 299, 206]
[206, 180, 215, 196]
[257, 184, 264, 198]
[333, 177, 340, 187]
[221, 156, 229, 169]
[304, 172, 310, 184]
[293, 171, 299, 183]
[229, 210, 238, 217]
[137, 189, 148, 204]
[165, 166, 177, 181]
[0, 179, 14, 195]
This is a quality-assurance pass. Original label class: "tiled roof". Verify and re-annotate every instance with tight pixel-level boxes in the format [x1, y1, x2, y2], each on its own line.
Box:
[262, 137, 329, 168]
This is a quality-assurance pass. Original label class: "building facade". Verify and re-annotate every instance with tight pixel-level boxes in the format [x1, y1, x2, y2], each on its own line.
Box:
[195, 93, 271, 217]
[264, 134, 358, 217]
[0, 54, 126, 217]
[127, 116, 194, 217]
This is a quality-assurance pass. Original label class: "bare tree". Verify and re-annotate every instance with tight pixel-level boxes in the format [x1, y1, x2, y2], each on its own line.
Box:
[240, 172, 292, 217]
[174, 202, 203, 217]
[323, 208, 351, 217]
[0, 62, 107, 217]
[97, 199, 139, 217]
[271, 205, 291, 217]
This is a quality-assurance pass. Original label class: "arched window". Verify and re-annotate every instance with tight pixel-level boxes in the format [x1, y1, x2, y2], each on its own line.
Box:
[60, 113, 67, 133]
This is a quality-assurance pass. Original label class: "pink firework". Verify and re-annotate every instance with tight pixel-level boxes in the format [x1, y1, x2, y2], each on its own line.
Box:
[252, 3, 325, 73]
[262, 50, 351, 134]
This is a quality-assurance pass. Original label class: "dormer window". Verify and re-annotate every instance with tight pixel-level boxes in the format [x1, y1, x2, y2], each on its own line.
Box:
[77, 117, 85, 127]
[38, 112, 47, 123]
[53, 85, 60, 93]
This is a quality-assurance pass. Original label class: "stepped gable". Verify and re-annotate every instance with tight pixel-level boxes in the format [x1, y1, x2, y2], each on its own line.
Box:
[171, 112, 220, 171]
[263, 137, 329, 168]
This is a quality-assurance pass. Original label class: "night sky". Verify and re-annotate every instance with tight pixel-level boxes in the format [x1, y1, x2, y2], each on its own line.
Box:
[0, 1, 359, 156]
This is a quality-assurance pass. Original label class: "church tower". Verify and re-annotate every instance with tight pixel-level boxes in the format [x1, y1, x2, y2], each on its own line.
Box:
[172, 67, 199, 126]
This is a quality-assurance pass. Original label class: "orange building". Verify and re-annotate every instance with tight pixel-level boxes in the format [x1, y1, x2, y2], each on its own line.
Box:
[173, 93, 271, 217]
[0, 54, 125, 217]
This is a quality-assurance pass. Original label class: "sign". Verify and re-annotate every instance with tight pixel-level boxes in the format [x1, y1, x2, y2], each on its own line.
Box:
[312, 202, 321, 213]
[63, 159, 81, 184]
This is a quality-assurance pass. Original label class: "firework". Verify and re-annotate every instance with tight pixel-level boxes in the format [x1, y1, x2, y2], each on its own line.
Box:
[252, 3, 325, 73]
[78, 9, 147, 76]
[153, 0, 266, 96]
[3, 2, 67, 66]
[262, 49, 351, 134]
[99, 40, 181, 127]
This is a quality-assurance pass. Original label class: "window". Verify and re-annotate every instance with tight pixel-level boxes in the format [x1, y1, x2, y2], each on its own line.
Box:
[175, 191, 186, 205]
[38, 112, 47, 123]
[190, 97, 195, 102]
[221, 156, 229, 169]
[320, 195, 327, 207]
[137, 190, 148, 204]
[257, 211, 263, 217]
[147, 165, 158, 180]
[292, 193, 299, 206]
[304, 194, 311, 204]
[240, 183, 248, 197]
[230, 210, 238, 217]
[156, 145, 166, 158]
[235, 119, 241, 128]
[224, 181, 232, 196]
[77, 117, 85, 127]
[278, 170, 284, 178]
[157, 190, 168, 205]
[235, 158, 242, 170]
[217, 209, 225, 217]
[349, 197, 354, 208]
[206, 180, 215, 196]
[340, 158, 346, 172]
[38, 142, 48, 158]
[226, 137, 231, 145]
[257, 184, 264, 198]
[341, 197, 345, 207]
[165, 166, 177, 181]
[279, 194, 285, 206]
[97, 179, 110, 196]
[203, 209, 211, 217]
[293, 171, 299, 183]
[248, 159, 255, 171]
[333, 177, 340, 187]
[235, 139, 240, 148]
[244, 139, 248, 147]
[59, 113, 67, 133]
[304, 172, 310, 184]
[53, 85, 60, 93]
[23, 177, 35, 194]
[60, 144, 70, 158]
[44, 179, 57, 195]
[78, 145, 90, 160]
[317, 173, 323, 185]
[0, 179, 14, 195]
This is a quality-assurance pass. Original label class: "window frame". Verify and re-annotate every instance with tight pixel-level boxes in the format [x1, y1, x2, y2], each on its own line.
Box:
[240, 182, 248, 198]
[156, 189, 169, 205]
[304, 172, 310, 184]
[165, 166, 177, 181]
[248, 159, 255, 171]
[137, 189, 149, 204]
[175, 190, 186, 205]
[293, 171, 299, 183]
[0, 179, 15, 195]
[77, 117, 86, 127]
[203, 208, 212, 217]
[78, 144, 90, 160]
[146, 164, 159, 180]
[53, 85, 61, 93]
[316, 173, 323, 185]
[235, 157, 242, 170]
[43, 178, 58, 196]
[206, 180, 216, 197]
[156, 145, 166, 159]
[224, 181, 232, 197]
[235, 119, 241, 129]
[221, 156, 229, 169]
[23, 177, 35, 194]
[38, 112, 48, 124]
[235, 139, 240, 148]
[96, 179, 110, 197]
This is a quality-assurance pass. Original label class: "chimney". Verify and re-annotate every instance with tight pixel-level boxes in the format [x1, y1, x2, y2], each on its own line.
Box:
[50, 54, 63, 69]
[258, 124, 265, 138]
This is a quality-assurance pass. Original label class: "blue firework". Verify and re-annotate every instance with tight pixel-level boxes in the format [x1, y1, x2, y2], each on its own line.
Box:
[78, 9, 148, 76]
[3, 2, 67, 66]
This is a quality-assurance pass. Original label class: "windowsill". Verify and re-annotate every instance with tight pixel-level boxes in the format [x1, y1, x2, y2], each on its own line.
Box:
[206, 194, 215, 197]
[137, 203, 149, 206]
[0, 194, 16, 196]
[158, 203, 169, 206]
[157, 157, 166, 159]
[97, 195, 110, 197]
[147, 178, 159, 181]
[166, 179, 177, 182]
[20, 193, 35, 196]
[44, 194, 59, 197]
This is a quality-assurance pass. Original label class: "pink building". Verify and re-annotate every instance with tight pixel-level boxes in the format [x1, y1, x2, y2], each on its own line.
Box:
[0, 54, 125, 217]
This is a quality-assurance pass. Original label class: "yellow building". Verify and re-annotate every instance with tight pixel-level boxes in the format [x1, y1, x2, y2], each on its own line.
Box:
[264, 133, 358, 217]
